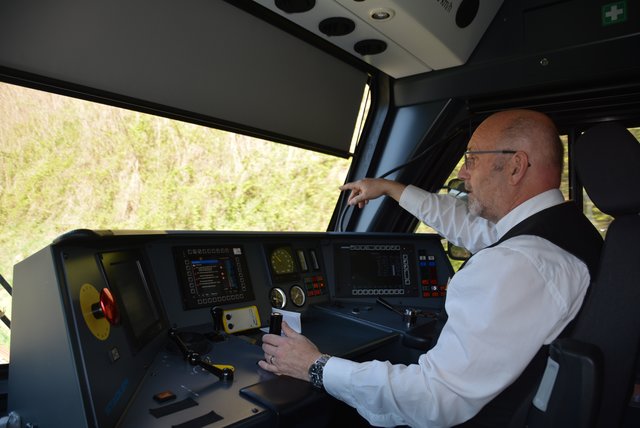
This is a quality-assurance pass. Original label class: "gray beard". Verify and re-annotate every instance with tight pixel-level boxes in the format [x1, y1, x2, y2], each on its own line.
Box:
[468, 195, 483, 217]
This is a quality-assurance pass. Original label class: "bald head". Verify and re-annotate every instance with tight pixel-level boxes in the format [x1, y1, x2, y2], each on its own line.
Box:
[460, 109, 564, 222]
[485, 109, 564, 188]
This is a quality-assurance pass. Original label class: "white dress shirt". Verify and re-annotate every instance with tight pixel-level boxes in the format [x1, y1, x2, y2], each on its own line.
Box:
[323, 187, 591, 427]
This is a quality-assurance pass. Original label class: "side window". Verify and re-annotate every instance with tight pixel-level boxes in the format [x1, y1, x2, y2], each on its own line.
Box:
[581, 126, 639, 237]
[582, 193, 613, 237]
[560, 135, 570, 200]
[564, 134, 610, 237]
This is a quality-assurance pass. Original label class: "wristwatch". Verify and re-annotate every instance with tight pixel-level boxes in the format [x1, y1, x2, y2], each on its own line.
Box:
[308, 354, 331, 389]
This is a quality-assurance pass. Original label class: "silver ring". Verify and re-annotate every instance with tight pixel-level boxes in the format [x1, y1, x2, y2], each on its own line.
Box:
[270, 355, 275, 365]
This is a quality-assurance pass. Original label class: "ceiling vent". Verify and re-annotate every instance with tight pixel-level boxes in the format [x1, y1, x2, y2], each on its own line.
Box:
[319, 17, 356, 36]
[275, 0, 316, 14]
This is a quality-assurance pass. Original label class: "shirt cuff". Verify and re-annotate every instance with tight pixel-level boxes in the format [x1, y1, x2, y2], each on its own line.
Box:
[322, 356, 359, 402]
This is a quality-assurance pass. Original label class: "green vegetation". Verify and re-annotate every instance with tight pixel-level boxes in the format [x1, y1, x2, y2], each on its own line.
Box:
[0, 83, 351, 357]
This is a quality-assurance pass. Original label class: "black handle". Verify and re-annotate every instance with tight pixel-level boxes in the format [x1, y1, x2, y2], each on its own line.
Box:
[269, 312, 283, 335]
[168, 328, 234, 383]
[210, 306, 223, 333]
[188, 353, 234, 382]
[168, 328, 191, 357]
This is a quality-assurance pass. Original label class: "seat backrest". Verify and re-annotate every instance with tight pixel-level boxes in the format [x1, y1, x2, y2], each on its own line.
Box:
[571, 122, 640, 427]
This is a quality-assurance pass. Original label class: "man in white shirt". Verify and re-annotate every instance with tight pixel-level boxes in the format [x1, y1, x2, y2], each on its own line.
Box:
[258, 109, 602, 427]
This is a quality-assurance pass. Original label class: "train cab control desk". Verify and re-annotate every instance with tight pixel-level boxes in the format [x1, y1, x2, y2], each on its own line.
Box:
[7, 230, 451, 427]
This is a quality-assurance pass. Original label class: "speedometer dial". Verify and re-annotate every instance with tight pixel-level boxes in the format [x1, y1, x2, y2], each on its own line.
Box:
[270, 247, 296, 275]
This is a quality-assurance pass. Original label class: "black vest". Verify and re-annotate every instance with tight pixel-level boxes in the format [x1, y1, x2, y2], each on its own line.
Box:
[456, 201, 603, 428]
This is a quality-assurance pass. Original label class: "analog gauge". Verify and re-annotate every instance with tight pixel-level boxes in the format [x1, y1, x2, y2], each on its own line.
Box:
[290, 284, 306, 307]
[270, 287, 287, 309]
[270, 246, 296, 275]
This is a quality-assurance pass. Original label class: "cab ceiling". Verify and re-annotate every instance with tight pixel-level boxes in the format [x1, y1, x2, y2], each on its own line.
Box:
[253, 0, 504, 78]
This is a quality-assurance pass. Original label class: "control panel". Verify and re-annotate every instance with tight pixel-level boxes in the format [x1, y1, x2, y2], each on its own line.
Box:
[8, 230, 452, 427]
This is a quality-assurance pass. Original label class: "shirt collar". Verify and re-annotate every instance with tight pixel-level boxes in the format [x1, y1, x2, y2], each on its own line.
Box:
[495, 189, 565, 240]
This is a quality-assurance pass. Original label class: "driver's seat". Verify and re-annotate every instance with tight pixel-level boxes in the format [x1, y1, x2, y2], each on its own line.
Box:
[526, 122, 640, 427]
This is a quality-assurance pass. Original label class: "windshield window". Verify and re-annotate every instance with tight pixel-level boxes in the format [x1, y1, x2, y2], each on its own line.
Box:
[0, 82, 359, 361]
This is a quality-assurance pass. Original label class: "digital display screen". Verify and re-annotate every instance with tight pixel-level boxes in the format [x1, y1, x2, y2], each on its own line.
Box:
[334, 243, 418, 298]
[99, 251, 165, 351]
[174, 246, 255, 309]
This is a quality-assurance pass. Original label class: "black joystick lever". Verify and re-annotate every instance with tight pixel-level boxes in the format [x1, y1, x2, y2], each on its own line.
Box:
[169, 328, 191, 355]
[269, 312, 283, 335]
[375, 297, 435, 327]
[211, 306, 223, 332]
[208, 306, 225, 341]
[375, 297, 404, 316]
[168, 328, 234, 382]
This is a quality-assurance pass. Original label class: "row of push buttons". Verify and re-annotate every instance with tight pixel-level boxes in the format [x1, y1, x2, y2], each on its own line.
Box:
[418, 251, 446, 298]
[303, 275, 326, 297]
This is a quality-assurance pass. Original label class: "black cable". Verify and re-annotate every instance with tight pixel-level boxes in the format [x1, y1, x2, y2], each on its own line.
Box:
[0, 273, 12, 296]
[337, 127, 465, 232]
[0, 273, 11, 330]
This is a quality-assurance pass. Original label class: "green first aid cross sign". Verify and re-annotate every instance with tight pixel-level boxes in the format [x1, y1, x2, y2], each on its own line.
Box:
[602, 1, 627, 26]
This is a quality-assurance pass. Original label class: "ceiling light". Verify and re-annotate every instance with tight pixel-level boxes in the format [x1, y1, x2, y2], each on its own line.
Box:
[369, 8, 395, 21]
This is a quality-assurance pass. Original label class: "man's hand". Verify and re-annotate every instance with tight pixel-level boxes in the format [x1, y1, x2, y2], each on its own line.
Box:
[340, 178, 406, 208]
[259, 321, 322, 382]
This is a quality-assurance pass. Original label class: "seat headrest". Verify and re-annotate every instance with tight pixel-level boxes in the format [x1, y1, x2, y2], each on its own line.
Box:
[575, 123, 640, 216]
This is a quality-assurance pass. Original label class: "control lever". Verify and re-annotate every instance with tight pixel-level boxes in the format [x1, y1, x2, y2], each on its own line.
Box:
[168, 328, 234, 382]
[269, 312, 282, 336]
[375, 297, 435, 327]
[211, 306, 223, 333]
[375, 297, 404, 316]
[208, 306, 225, 341]
[188, 354, 234, 382]
[255, 312, 284, 368]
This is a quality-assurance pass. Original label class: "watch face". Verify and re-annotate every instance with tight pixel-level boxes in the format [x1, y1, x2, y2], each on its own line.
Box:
[309, 354, 330, 389]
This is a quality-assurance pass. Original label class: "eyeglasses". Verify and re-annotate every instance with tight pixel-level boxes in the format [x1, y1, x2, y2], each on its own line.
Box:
[463, 150, 518, 170]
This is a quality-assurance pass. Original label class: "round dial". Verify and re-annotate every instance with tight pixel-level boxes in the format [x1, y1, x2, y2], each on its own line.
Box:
[290, 284, 306, 307]
[269, 287, 287, 309]
[270, 247, 296, 275]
